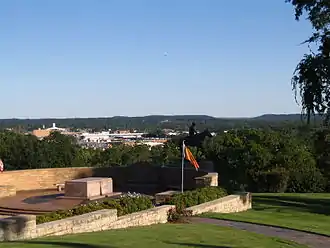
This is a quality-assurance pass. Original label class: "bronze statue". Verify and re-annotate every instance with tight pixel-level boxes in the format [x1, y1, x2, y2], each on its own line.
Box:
[180, 128, 213, 152]
[189, 122, 197, 137]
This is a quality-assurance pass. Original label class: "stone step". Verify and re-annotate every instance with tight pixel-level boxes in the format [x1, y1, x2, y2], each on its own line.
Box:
[0, 207, 51, 216]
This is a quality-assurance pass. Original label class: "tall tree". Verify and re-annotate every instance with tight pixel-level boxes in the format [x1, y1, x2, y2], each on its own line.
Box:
[287, 0, 330, 124]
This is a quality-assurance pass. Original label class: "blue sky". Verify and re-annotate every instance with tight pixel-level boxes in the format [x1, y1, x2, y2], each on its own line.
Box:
[0, 0, 313, 118]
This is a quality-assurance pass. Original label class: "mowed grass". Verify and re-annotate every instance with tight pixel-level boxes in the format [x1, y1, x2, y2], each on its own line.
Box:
[202, 193, 330, 236]
[0, 223, 306, 248]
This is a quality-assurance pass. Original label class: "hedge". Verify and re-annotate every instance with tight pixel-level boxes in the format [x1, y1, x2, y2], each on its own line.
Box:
[36, 187, 228, 224]
[165, 186, 227, 212]
[248, 168, 290, 193]
[36, 194, 153, 224]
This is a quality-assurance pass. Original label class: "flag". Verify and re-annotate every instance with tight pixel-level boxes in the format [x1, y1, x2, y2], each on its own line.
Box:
[183, 142, 199, 171]
[0, 159, 4, 173]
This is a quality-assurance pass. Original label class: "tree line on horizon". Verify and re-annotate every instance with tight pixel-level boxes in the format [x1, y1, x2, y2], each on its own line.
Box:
[0, 114, 323, 133]
[1, 124, 330, 194]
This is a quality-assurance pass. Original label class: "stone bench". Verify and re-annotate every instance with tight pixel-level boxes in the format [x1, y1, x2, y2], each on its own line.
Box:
[155, 190, 180, 204]
[54, 184, 65, 192]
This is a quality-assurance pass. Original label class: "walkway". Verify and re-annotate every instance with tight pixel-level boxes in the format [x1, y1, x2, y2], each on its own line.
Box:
[190, 217, 330, 248]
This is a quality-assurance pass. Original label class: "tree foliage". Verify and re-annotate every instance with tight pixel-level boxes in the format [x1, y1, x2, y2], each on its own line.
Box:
[2, 125, 330, 193]
[287, 0, 330, 123]
[0, 131, 198, 170]
[0, 114, 323, 133]
[204, 128, 325, 192]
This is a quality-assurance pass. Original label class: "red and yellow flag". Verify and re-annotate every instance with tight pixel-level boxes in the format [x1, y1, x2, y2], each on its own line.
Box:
[183, 143, 199, 171]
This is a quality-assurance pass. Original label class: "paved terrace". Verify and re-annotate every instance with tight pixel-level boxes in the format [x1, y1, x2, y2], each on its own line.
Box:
[0, 189, 83, 214]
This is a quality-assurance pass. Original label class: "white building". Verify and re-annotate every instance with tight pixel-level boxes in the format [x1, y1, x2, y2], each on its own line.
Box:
[81, 131, 112, 143]
[108, 132, 145, 139]
[46, 123, 66, 132]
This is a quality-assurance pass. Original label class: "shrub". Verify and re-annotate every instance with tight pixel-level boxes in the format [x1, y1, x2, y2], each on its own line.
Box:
[36, 194, 153, 224]
[248, 168, 289, 193]
[167, 208, 192, 223]
[165, 186, 227, 212]
[287, 167, 326, 193]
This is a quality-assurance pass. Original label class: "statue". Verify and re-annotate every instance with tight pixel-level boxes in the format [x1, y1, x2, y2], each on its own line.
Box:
[189, 122, 197, 137]
[179, 124, 213, 152]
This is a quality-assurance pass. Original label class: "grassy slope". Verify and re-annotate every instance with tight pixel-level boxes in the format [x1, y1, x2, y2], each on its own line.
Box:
[202, 193, 330, 236]
[0, 223, 306, 248]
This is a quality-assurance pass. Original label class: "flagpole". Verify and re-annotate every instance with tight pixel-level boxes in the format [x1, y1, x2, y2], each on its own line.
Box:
[181, 140, 185, 193]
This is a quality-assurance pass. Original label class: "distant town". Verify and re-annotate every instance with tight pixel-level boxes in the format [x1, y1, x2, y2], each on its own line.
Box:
[20, 122, 216, 150]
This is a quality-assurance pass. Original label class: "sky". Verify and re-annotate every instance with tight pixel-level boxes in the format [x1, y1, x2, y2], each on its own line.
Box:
[0, 0, 314, 118]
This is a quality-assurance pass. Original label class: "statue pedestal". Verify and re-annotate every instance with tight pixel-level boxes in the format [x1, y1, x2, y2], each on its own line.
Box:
[63, 177, 113, 200]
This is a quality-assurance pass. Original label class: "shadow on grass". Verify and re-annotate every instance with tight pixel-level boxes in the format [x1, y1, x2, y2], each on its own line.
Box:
[8, 241, 114, 248]
[165, 242, 232, 248]
[252, 195, 330, 215]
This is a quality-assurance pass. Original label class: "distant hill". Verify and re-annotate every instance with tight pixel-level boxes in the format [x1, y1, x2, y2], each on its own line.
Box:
[251, 114, 322, 122]
[0, 114, 321, 131]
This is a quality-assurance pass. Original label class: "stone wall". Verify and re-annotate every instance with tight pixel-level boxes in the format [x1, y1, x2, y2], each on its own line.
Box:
[36, 209, 118, 237]
[0, 167, 93, 191]
[0, 194, 251, 241]
[108, 205, 171, 229]
[0, 165, 217, 193]
[186, 192, 252, 215]
[0, 205, 175, 241]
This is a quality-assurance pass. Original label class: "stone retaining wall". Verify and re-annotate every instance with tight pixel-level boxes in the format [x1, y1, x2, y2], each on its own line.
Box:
[108, 205, 171, 229]
[36, 209, 118, 237]
[186, 192, 252, 215]
[0, 193, 252, 241]
[0, 205, 175, 241]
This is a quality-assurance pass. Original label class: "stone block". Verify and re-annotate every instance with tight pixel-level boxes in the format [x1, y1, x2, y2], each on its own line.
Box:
[195, 172, 218, 188]
[64, 177, 113, 199]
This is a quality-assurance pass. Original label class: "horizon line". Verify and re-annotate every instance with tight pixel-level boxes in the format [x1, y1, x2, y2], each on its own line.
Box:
[0, 113, 305, 120]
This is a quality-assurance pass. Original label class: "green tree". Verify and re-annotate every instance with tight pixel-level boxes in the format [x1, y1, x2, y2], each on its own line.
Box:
[287, 0, 330, 123]
[204, 129, 321, 192]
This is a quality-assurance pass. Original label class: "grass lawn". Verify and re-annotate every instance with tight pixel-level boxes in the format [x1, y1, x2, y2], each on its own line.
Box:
[0, 223, 306, 248]
[202, 193, 330, 236]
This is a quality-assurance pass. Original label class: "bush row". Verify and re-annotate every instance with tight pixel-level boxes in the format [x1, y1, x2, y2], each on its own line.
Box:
[36, 187, 228, 224]
[165, 186, 227, 222]
[247, 167, 326, 193]
[165, 186, 227, 211]
[36, 194, 153, 224]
